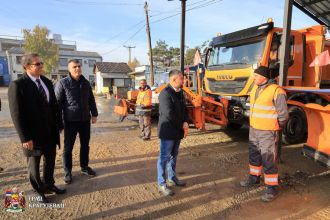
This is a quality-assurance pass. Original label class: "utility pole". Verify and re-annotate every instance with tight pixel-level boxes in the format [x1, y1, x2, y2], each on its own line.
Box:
[144, 1, 154, 86]
[123, 45, 136, 63]
[180, 0, 187, 74]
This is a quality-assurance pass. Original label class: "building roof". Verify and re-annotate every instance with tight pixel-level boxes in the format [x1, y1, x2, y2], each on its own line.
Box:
[7, 47, 24, 54]
[6, 47, 102, 59]
[59, 50, 101, 58]
[94, 62, 132, 74]
[293, 0, 330, 27]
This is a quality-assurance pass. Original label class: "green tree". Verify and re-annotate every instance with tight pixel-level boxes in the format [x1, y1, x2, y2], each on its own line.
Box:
[152, 40, 180, 67]
[22, 25, 59, 75]
[185, 47, 198, 65]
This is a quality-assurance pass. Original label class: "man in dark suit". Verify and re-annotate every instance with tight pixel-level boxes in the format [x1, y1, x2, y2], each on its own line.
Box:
[157, 69, 189, 196]
[8, 53, 66, 203]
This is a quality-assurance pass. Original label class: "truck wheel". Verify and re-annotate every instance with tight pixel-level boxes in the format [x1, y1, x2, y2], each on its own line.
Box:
[227, 122, 243, 130]
[282, 106, 307, 144]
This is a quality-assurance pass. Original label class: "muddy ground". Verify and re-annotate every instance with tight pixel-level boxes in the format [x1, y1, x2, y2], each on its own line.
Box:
[0, 87, 329, 220]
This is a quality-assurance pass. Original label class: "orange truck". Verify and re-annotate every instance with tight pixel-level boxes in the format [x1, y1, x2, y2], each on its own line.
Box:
[203, 20, 330, 166]
[114, 20, 330, 167]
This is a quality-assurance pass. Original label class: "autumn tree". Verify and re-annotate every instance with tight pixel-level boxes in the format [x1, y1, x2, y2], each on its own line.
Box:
[22, 25, 58, 75]
[128, 57, 140, 70]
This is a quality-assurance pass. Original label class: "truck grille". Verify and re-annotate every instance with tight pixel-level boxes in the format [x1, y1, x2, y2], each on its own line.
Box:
[207, 77, 248, 94]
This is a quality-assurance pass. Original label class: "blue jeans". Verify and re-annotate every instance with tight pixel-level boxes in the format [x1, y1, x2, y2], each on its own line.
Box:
[157, 139, 181, 186]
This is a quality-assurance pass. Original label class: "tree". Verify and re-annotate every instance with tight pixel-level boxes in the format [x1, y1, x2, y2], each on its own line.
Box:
[152, 40, 180, 67]
[185, 47, 198, 65]
[22, 25, 59, 75]
[128, 57, 140, 70]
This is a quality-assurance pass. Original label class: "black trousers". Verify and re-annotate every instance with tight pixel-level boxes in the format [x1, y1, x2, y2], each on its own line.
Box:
[27, 145, 56, 193]
[63, 121, 91, 174]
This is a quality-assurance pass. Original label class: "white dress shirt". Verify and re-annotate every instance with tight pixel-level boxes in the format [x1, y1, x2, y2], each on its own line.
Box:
[27, 73, 50, 102]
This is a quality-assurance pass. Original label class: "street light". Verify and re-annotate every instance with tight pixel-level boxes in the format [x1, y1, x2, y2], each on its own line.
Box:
[168, 0, 187, 74]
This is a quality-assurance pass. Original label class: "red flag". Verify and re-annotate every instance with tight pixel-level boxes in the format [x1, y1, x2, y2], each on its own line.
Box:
[193, 50, 201, 66]
[309, 50, 330, 67]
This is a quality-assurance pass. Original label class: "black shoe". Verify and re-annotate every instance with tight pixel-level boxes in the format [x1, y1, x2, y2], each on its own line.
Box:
[168, 177, 186, 187]
[142, 137, 150, 141]
[240, 175, 260, 187]
[64, 172, 72, 184]
[81, 167, 96, 176]
[261, 187, 279, 202]
[158, 184, 174, 196]
[47, 185, 67, 194]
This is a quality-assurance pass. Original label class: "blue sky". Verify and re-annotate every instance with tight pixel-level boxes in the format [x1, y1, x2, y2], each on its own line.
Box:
[0, 0, 321, 64]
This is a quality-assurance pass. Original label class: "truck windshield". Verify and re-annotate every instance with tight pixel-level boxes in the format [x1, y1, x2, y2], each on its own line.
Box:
[208, 37, 266, 67]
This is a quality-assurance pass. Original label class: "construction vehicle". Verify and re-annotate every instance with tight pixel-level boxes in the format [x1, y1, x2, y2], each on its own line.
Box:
[114, 19, 330, 167]
[203, 19, 330, 145]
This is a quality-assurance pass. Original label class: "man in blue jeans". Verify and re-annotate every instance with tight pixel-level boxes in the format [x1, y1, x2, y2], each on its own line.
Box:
[55, 59, 98, 184]
[157, 69, 189, 196]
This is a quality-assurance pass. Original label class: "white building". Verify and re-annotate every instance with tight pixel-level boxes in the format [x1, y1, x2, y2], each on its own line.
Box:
[129, 65, 171, 89]
[0, 34, 102, 85]
[93, 62, 132, 94]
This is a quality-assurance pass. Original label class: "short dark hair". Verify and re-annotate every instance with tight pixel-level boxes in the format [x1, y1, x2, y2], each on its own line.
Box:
[68, 59, 81, 65]
[22, 53, 40, 69]
[169, 69, 182, 78]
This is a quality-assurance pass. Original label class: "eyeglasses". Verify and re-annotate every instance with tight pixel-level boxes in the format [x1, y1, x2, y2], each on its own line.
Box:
[30, 62, 44, 67]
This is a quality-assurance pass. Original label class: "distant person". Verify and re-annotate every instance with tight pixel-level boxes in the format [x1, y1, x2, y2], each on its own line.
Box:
[8, 53, 66, 203]
[135, 79, 152, 140]
[240, 66, 288, 202]
[157, 69, 189, 196]
[55, 59, 98, 184]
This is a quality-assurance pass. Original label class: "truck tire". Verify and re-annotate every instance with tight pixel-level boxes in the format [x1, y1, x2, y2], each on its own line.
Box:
[227, 122, 243, 130]
[282, 106, 307, 144]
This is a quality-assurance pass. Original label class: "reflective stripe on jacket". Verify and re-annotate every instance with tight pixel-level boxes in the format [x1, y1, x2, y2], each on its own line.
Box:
[250, 84, 286, 131]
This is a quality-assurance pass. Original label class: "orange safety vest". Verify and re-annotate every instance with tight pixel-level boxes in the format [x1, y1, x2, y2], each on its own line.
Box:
[249, 84, 286, 131]
[136, 89, 152, 107]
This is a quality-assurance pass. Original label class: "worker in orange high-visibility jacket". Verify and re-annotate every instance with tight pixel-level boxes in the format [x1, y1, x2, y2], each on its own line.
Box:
[240, 66, 289, 202]
[136, 79, 152, 140]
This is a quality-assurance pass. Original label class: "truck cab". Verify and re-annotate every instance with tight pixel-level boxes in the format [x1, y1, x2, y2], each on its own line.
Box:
[204, 20, 330, 143]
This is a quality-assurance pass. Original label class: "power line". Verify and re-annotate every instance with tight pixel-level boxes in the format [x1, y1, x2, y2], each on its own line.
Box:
[100, 0, 222, 55]
[53, 0, 143, 6]
[101, 24, 146, 55]
[149, 0, 220, 18]
[150, 0, 222, 24]
[94, 19, 145, 48]
[149, 0, 207, 17]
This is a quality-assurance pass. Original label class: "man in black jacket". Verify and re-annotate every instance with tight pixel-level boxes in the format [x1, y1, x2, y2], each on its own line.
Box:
[55, 59, 98, 184]
[8, 53, 66, 203]
[157, 69, 189, 196]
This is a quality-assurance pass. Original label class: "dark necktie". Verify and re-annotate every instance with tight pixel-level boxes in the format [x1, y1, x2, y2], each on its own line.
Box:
[36, 79, 48, 102]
